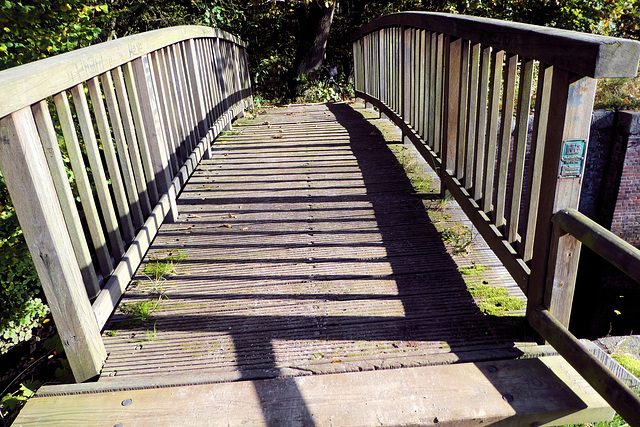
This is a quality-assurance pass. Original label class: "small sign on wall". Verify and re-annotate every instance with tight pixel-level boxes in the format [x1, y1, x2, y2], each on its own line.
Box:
[559, 139, 586, 178]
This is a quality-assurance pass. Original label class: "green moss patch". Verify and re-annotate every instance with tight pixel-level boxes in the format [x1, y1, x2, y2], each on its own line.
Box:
[468, 283, 525, 316]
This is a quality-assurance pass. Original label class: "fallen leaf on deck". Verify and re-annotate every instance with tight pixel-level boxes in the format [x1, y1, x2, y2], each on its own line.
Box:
[273, 134, 283, 139]
[220, 224, 233, 228]
[228, 213, 236, 218]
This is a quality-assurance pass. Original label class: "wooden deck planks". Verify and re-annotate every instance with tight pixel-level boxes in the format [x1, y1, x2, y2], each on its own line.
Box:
[16, 356, 612, 426]
[100, 102, 534, 382]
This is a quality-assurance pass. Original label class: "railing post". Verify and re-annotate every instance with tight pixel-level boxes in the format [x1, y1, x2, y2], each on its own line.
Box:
[0, 108, 106, 382]
[527, 69, 597, 329]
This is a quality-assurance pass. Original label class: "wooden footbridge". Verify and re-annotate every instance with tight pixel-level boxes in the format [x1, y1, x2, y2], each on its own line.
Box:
[2, 13, 640, 426]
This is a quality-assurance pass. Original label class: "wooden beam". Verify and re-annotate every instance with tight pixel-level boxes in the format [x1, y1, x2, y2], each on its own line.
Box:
[0, 26, 246, 119]
[0, 108, 106, 382]
[15, 357, 612, 426]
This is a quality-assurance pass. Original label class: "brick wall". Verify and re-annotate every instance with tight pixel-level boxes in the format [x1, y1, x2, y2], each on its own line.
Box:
[609, 112, 640, 247]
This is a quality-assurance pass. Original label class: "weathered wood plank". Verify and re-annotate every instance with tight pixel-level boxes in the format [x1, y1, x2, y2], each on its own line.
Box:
[472, 45, 490, 201]
[32, 101, 101, 299]
[0, 108, 106, 382]
[494, 53, 518, 229]
[464, 42, 480, 190]
[507, 58, 534, 244]
[53, 91, 114, 277]
[131, 55, 178, 222]
[520, 63, 553, 262]
[552, 208, 640, 285]
[112, 66, 153, 217]
[87, 77, 136, 244]
[527, 70, 597, 325]
[481, 49, 504, 214]
[100, 70, 145, 229]
[123, 61, 160, 206]
[0, 26, 246, 119]
[71, 84, 126, 260]
[15, 356, 612, 426]
[531, 307, 639, 426]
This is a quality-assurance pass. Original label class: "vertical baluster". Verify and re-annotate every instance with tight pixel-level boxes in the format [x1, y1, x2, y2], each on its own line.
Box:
[197, 39, 216, 127]
[166, 45, 194, 155]
[428, 32, 437, 148]
[482, 49, 505, 214]
[71, 84, 125, 261]
[528, 70, 597, 327]
[442, 35, 461, 192]
[205, 39, 224, 123]
[379, 28, 386, 113]
[150, 50, 181, 172]
[402, 26, 411, 126]
[419, 30, 428, 140]
[522, 63, 553, 262]
[102, 71, 145, 227]
[86, 78, 136, 244]
[507, 58, 535, 244]
[111, 66, 153, 217]
[32, 101, 100, 299]
[184, 38, 211, 159]
[494, 53, 518, 228]
[0, 108, 106, 382]
[54, 91, 114, 277]
[465, 42, 481, 190]
[130, 55, 178, 222]
[457, 39, 470, 181]
[434, 33, 444, 156]
[214, 39, 231, 126]
[122, 62, 160, 207]
[473, 46, 491, 201]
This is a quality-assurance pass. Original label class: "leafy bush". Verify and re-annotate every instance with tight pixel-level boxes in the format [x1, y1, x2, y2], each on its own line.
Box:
[0, 0, 110, 70]
[0, 174, 47, 354]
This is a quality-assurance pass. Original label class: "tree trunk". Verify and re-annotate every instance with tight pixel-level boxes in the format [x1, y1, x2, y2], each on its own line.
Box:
[287, 0, 336, 98]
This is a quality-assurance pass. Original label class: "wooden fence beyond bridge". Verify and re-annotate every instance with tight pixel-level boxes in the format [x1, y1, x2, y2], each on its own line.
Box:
[2, 12, 640, 426]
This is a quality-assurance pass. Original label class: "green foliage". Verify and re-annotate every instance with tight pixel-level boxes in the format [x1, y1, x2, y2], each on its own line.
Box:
[0, 380, 41, 419]
[0, 0, 110, 70]
[0, 174, 48, 354]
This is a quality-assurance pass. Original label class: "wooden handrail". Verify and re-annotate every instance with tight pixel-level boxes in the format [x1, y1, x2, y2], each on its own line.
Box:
[0, 26, 246, 120]
[530, 306, 640, 426]
[352, 12, 640, 78]
[0, 26, 253, 382]
[552, 208, 640, 284]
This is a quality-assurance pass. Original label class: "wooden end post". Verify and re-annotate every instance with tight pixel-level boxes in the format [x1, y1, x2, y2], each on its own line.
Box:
[527, 68, 597, 330]
[0, 108, 106, 382]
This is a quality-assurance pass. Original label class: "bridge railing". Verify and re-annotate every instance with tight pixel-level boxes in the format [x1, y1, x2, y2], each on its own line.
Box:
[353, 11, 640, 423]
[0, 26, 252, 382]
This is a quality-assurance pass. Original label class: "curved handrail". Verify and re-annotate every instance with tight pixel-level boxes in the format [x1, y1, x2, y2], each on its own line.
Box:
[352, 12, 640, 78]
[0, 26, 246, 119]
[0, 25, 252, 381]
